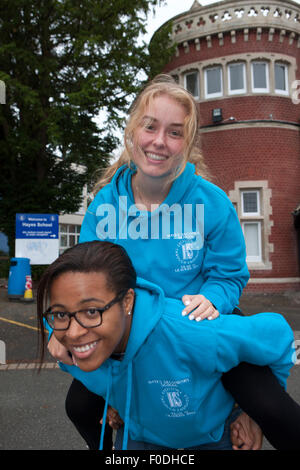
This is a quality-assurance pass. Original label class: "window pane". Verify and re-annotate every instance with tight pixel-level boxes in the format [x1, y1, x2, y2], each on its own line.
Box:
[206, 67, 222, 95]
[275, 64, 286, 91]
[253, 63, 267, 89]
[68, 224, 76, 234]
[69, 235, 76, 246]
[243, 192, 258, 213]
[185, 72, 199, 97]
[229, 64, 244, 91]
[244, 223, 261, 259]
[60, 234, 68, 247]
[59, 224, 81, 253]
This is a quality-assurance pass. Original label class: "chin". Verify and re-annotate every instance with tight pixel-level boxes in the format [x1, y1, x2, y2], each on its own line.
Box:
[76, 352, 109, 372]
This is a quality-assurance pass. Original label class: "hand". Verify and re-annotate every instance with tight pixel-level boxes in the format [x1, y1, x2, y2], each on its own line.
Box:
[47, 334, 74, 365]
[230, 412, 263, 450]
[181, 294, 219, 321]
[100, 406, 123, 430]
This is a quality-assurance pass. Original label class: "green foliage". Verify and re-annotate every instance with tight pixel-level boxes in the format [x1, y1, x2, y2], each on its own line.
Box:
[0, 0, 173, 254]
[147, 20, 176, 79]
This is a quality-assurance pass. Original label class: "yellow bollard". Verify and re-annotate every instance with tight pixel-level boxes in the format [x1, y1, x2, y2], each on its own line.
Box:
[23, 275, 34, 302]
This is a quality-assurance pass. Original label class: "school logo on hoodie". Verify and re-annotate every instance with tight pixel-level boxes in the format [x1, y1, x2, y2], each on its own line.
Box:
[174, 234, 203, 273]
[149, 378, 196, 418]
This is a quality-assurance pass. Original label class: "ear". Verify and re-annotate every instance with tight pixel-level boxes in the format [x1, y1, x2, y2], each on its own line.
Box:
[122, 288, 135, 316]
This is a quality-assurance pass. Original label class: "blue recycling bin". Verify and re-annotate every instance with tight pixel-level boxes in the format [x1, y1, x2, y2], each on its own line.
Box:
[7, 257, 31, 299]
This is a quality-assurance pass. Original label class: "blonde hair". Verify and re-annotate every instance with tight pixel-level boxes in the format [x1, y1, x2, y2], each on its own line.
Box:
[94, 74, 211, 193]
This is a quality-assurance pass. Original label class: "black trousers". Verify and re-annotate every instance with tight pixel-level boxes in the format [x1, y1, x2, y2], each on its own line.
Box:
[65, 378, 112, 450]
[65, 362, 300, 450]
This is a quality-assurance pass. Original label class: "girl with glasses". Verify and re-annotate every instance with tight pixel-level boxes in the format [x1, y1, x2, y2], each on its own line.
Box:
[37, 241, 295, 450]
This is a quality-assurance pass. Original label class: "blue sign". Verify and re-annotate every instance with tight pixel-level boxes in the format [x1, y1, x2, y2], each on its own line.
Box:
[15, 214, 59, 264]
[16, 214, 59, 239]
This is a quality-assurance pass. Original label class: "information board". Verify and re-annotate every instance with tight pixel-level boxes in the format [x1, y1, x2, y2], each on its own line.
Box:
[15, 213, 59, 265]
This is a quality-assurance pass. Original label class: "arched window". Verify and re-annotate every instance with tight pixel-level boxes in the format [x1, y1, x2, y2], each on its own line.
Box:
[228, 62, 246, 95]
[184, 71, 200, 99]
[251, 61, 269, 93]
[274, 62, 289, 95]
[204, 66, 223, 98]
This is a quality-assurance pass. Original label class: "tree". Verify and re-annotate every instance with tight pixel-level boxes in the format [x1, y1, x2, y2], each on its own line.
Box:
[0, 0, 173, 254]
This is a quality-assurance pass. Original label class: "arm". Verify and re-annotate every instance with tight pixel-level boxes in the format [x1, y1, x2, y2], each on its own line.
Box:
[199, 205, 249, 315]
[216, 312, 295, 388]
[181, 203, 249, 319]
[79, 205, 99, 243]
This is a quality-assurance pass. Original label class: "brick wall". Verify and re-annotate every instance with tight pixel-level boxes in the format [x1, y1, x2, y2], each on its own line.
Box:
[202, 126, 300, 285]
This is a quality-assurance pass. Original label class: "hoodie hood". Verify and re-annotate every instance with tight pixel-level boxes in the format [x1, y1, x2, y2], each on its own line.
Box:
[110, 162, 198, 242]
[120, 277, 165, 364]
[114, 162, 197, 208]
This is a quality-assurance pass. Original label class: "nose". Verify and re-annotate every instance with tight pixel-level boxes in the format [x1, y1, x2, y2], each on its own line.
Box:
[65, 317, 88, 340]
[153, 129, 166, 148]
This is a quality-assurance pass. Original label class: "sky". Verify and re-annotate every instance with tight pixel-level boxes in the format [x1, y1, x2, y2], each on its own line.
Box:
[144, 0, 212, 42]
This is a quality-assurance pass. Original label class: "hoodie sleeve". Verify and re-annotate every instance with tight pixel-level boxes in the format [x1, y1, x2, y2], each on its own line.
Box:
[215, 312, 295, 388]
[199, 202, 249, 314]
[79, 202, 99, 243]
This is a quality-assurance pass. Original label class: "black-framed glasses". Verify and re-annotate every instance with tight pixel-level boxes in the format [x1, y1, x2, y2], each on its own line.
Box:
[44, 290, 127, 331]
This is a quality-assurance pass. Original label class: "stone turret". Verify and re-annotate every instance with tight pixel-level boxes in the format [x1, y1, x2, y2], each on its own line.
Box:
[156, 0, 300, 293]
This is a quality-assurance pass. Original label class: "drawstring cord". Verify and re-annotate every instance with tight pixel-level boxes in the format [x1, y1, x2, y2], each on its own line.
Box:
[122, 362, 133, 450]
[98, 362, 133, 450]
[99, 365, 112, 450]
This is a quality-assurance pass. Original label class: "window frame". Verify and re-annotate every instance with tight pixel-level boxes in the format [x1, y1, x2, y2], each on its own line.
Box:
[184, 71, 200, 100]
[242, 221, 262, 263]
[251, 61, 269, 93]
[241, 190, 260, 217]
[59, 224, 81, 254]
[204, 65, 223, 99]
[228, 62, 246, 95]
[274, 62, 289, 96]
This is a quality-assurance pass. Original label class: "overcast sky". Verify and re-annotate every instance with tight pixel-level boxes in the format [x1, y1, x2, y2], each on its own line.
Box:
[144, 0, 300, 42]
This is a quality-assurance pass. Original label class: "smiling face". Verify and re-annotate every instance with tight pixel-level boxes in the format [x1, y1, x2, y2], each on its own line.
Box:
[132, 94, 187, 182]
[49, 271, 134, 372]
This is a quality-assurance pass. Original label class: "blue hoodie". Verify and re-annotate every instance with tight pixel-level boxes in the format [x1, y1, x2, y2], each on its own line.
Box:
[80, 163, 249, 314]
[60, 278, 295, 450]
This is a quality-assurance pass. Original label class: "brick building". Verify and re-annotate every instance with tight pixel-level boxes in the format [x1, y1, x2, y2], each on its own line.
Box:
[157, 0, 300, 292]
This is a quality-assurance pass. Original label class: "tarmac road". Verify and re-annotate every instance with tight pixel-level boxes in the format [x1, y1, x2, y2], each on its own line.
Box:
[0, 285, 300, 451]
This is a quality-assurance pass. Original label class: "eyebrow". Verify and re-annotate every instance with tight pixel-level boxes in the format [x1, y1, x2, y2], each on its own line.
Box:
[49, 298, 105, 309]
[79, 298, 105, 305]
[142, 115, 184, 127]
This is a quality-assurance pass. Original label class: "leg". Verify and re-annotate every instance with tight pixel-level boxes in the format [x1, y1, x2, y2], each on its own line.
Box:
[222, 362, 300, 450]
[65, 378, 113, 450]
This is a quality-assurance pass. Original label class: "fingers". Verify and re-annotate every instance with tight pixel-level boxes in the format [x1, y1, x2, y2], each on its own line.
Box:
[230, 413, 263, 450]
[47, 335, 73, 365]
[181, 295, 219, 321]
[101, 406, 124, 430]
